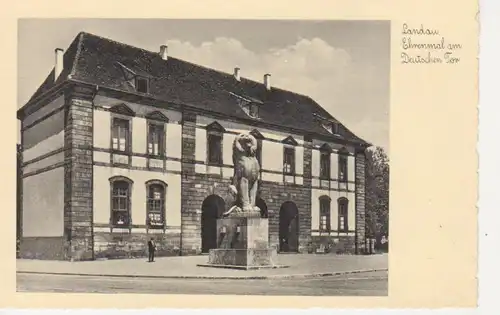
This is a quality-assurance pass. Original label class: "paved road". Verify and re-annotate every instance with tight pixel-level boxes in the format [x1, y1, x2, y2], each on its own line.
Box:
[17, 271, 388, 296]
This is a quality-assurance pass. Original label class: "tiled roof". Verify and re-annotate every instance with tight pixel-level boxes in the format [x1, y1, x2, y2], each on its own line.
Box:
[23, 32, 370, 147]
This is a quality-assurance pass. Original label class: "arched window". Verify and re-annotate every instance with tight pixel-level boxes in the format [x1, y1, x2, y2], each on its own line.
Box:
[338, 197, 349, 232]
[319, 196, 331, 232]
[109, 176, 133, 227]
[146, 180, 167, 229]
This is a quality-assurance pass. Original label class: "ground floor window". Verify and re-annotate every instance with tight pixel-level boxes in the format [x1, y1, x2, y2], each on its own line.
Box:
[146, 181, 166, 228]
[110, 177, 133, 227]
[319, 196, 331, 232]
[338, 197, 349, 232]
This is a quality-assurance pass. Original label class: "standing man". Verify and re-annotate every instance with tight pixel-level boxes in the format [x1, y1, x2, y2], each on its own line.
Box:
[148, 237, 157, 262]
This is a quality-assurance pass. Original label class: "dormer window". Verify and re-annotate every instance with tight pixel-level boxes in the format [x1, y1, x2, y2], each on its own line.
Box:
[321, 120, 340, 135]
[248, 103, 259, 118]
[229, 92, 262, 119]
[116, 62, 151, 94]
[242, 102, 259, 118]
[136, 76, 149, 94]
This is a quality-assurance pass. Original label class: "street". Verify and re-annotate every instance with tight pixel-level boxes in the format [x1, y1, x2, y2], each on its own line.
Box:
[17, 270, 388, 296]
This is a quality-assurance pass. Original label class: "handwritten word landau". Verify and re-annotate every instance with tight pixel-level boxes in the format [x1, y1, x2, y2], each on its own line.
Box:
[402, 23, 439, 36]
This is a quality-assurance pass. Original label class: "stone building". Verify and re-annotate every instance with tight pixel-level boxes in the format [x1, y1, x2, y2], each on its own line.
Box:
[17, 32, 371, 260]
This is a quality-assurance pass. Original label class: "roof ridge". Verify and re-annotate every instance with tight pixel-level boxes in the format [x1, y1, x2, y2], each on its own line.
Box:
[79, 31, 315, 100]
[78, 31, 160, 57]
[69, 32, 85, 78]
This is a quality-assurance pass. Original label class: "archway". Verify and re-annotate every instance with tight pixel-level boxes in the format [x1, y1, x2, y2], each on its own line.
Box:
[201, 195, 226, 253]
[279, 201, 299, 253]
[256, 197, 268, 218]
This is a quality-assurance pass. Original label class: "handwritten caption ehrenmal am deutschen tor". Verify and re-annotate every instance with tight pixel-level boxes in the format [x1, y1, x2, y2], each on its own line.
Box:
[401, 23, 463, 64]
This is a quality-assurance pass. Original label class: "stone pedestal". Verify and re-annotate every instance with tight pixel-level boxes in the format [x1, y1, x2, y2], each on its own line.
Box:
[198, 215, 287, 270]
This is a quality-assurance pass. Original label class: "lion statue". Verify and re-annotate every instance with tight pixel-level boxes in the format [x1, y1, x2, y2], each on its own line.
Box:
[223, 132, 261, 216]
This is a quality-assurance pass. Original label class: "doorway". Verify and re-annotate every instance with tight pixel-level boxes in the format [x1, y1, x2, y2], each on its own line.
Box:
[279, 201, 299, 252]
[201, 195, 225, 253]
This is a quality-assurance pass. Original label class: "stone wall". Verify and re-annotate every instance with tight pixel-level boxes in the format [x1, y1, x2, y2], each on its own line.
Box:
[309, 235, 356, 254]
[94, 230, 181, 259]
[63, 85, 95, 261]
[181, 173, 233, 255]
[180, 111, 199, 255]
[259, 181, 311, 252]
[179, 175, 313, 254]
[354, 150, 367, 254]
[179, 122, 313, 254]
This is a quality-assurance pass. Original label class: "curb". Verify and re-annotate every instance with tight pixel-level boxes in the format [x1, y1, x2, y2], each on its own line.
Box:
[17, 268, 388, 280]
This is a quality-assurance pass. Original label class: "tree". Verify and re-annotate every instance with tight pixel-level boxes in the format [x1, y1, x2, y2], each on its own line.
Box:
[365, 146, 389, 248]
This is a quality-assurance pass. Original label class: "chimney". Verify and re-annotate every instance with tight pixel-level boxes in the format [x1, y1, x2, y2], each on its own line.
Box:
[54, 48, 64, 82]
[160, 45, 168, 60]
[264, 73, 271, 90]
[234, 67, 241, 81]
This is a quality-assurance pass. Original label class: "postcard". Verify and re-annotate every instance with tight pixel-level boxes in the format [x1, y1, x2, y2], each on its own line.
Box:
[0, 0, 478, 309]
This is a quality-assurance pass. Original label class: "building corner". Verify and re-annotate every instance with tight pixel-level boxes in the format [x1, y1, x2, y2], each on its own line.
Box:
[63, 84, 95, 261]
[354, 148, 367, 255]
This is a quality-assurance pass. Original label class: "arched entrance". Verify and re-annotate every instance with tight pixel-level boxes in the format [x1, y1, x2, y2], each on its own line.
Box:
[201, 195, 225, 253]
[256, 197, 268, 218]
[279, 201, 299, 253]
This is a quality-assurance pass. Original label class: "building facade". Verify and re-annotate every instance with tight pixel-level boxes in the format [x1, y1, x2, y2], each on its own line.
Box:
[17, 32, 370, 261]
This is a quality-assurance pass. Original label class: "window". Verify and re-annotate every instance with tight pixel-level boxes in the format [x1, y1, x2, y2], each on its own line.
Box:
[231, 92, 261, 119]
[338, 197, 349, 232]
[148, 123, 164, 156]
[281, 136, 298, 175]
[250, 130, 264, 167]
[319, 196, 331, 232]
[136, 77, 149, 93]
[206, 122, 225, 166]
[110, 178, 132, 227]
[112, 118, 130, 152]
[208, 133, 222, 165]
[321, 121, 340, 135]
[146, 182, 166, 229]
[320, 150, 331, 179]
[338, 154, 348, 182]
[332, 122, 340, 135]
[248, 103, 259, 118]
[283, 147, 295, 175]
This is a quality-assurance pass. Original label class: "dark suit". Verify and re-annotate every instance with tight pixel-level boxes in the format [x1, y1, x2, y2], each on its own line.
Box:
[148, 240, 156, 262]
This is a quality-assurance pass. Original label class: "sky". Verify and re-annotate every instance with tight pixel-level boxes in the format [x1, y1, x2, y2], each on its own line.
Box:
[18, 19, 390, 152]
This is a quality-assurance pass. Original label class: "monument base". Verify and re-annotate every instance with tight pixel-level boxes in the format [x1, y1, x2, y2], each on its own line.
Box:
[211, 248, 276, 265]
[197, 248, 288, 270]
[198, 215, 289, 270]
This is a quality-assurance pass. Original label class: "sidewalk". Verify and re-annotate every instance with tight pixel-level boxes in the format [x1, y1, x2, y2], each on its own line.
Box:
[17, 253, 388, 280]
